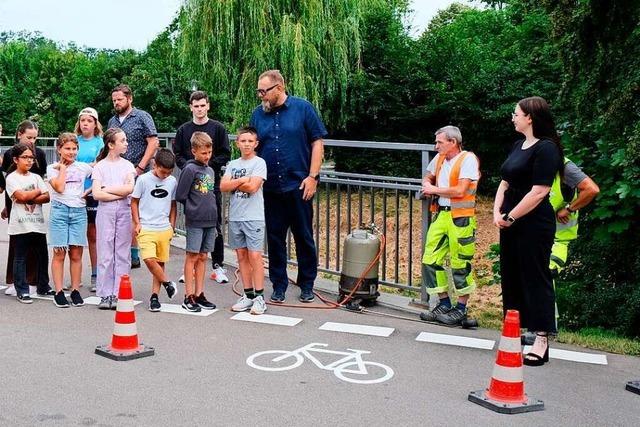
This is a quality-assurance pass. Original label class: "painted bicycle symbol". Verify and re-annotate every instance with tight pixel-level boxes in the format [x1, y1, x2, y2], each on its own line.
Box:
[246, 342, 394, 384]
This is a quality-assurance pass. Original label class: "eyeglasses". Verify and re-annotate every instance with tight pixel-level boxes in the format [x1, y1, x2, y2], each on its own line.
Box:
[256, 84, 279, 97]
[18, 156, 35, 161]
[512, 112, 526, 119]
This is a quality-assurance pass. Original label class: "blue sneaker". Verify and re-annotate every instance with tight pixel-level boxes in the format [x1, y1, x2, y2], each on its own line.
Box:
[299, 290, 315, 303]
[270, 290, 285, 303]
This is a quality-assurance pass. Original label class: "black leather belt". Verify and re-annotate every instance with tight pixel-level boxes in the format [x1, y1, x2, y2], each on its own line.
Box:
[437, 206, 452, 212]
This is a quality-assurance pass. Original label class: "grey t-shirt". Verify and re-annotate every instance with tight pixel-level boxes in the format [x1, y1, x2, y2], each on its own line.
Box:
[132, 171, 176, 230]
[563, 160, 587, 189]
[224, 156, 267, 222]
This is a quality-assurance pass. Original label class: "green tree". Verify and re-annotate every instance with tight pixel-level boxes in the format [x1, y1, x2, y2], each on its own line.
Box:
[539, 0, 640, 337]
[177, 0, 378, 130]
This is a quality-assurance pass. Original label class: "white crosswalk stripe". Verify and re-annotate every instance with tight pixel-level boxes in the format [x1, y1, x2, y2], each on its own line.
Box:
[319, 321, 395, 337]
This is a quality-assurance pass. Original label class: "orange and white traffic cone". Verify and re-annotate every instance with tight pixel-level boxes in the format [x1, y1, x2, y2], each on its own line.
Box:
[468, 309, 544, 414]
[95, 275, 154, 361]
[627, 380, 640, 395]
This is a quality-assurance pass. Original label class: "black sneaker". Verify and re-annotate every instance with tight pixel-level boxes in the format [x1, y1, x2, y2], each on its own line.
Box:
[270, 290, 285, 303]
[195, 293, 216, 310]
[435, 306, 467, 326]
[131, 258, 141, 269]
[17, 294, 33, 304]
[419, 302, 451, 322]
[149, 294, 161, 312]
[162, 281, 177, 299]
[182, 295, 201, 312]
[299, 290, 315, 303]
[53, 291, 70, 308]
[37, 288, 56, 296]
[70, 290, 84, 307]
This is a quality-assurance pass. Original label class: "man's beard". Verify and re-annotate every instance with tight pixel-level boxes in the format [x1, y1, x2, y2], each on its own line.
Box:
[115, 102, 130, 114]
[261, 100, 273, 113]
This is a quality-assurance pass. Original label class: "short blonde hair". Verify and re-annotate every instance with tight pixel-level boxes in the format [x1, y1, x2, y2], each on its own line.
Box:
[191, 131, 213, 150]
[259, 69, 285, 85]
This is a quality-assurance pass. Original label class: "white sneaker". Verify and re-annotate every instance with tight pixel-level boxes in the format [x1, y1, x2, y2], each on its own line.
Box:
[250, 295, 267, 315]
[231, 295, 254, 312]
[4, 285, 16, 296]
[211, 265, 229, 284]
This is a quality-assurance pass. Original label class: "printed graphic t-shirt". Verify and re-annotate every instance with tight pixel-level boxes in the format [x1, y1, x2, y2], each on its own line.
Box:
[47, 162, 93, 207]
[132, 171, 177, 230]
[6, 171, 48, 235]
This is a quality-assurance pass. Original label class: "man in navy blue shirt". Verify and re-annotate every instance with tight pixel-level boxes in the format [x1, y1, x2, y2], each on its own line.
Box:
[108, 83, 159, 269]
[250, 70, 327, 303]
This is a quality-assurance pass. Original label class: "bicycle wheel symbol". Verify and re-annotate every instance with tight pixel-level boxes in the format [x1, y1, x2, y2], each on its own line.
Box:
[247, 350, 304, 372]
[334, 361, 394, 384]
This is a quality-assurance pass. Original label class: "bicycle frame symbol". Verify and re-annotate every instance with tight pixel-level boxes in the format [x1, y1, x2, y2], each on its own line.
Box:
[246, 342, 394, 384]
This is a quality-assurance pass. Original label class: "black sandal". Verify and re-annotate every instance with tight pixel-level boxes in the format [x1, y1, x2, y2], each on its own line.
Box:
[523, 333, 549, 367]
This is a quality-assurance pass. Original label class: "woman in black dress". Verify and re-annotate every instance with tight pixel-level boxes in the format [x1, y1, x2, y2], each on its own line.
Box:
[493, 96, 563, 366]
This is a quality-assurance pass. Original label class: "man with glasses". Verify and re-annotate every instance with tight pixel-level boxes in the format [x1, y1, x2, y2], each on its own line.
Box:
[250, 70, 327, 303]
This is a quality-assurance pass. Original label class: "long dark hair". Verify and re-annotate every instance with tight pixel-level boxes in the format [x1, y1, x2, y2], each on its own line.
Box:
[96, 128, 124, 162]
[518, 96, 564, 176]
[6, 143, 33, 175]
[15, 120, 37, 142]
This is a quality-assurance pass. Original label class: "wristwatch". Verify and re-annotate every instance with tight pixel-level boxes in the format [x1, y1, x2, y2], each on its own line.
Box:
[502, 213, 516, 223]
[565, 204, 576, 213]
[309, 173, 320, 181]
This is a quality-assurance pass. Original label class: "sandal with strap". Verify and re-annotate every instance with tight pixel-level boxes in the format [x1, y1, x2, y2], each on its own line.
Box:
[523, 333, 550, 367]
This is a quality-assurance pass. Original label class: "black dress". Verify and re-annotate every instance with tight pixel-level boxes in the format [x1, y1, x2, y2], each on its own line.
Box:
[499, 138, 561, 333]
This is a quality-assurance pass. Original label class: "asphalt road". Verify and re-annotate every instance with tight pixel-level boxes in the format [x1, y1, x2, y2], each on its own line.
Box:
[0, 211, 638, 426]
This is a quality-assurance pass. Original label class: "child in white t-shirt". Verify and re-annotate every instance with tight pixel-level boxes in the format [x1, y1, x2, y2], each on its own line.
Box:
[5, 143, 51, 303]
[131, 149, 178, 312]
[47, 133, 93, 308]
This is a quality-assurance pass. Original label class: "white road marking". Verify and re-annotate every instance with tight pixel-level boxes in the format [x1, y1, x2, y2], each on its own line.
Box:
[231, 311, 302, 326]
[416, 332, 495, 350]
[523, 345, 608, 365]
[319, 322, 395, 337]
[84, 296, 142, 306]
[158, 303, 217, 316]
[0, 285, 7, 291]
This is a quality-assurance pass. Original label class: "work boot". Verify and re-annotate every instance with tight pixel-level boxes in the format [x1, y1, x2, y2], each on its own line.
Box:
[436, 306, 467, 326]
[419, 302, 450, 322]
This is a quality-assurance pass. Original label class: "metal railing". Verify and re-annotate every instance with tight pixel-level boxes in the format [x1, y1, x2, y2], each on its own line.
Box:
[1, 135, 435, 303]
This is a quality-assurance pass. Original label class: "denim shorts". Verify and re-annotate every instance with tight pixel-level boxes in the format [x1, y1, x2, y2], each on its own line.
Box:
[185, 226, 216, 253]
[49, 201, 88, 248]
[228, 221, 265, 251]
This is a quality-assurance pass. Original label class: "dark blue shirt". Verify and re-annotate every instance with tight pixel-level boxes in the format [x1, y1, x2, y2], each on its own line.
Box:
[250, 96, 327, 193]
[107, 107, 157, 167]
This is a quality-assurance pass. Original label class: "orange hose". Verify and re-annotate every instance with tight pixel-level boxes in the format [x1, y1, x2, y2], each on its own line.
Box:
[229, 228, 386, 311]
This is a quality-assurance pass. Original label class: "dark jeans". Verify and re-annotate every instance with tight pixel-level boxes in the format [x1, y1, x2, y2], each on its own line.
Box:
[210, 188, 224, 267]
[13, 232, 50, 296]
[264, 189, 317, 293]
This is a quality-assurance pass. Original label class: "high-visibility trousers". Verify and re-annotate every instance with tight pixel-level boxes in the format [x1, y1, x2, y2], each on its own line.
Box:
[549, 239, 570, 277]
[422, 211, 476, 296]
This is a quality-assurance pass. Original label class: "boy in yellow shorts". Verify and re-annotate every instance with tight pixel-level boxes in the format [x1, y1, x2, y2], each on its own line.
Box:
[131, 148, 178, 311]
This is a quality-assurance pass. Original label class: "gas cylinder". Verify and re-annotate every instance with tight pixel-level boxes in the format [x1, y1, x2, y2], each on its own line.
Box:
[338, 229, 380, 306]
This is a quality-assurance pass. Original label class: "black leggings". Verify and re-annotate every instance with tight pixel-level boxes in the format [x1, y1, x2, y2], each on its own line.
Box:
[13, 232, 49, 296]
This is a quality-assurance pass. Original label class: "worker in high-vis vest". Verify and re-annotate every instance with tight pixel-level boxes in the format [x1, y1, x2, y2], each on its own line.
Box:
[548, 158, 599, 277]
[419, 126, 480, 326]
[521, 157, 599, 345]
